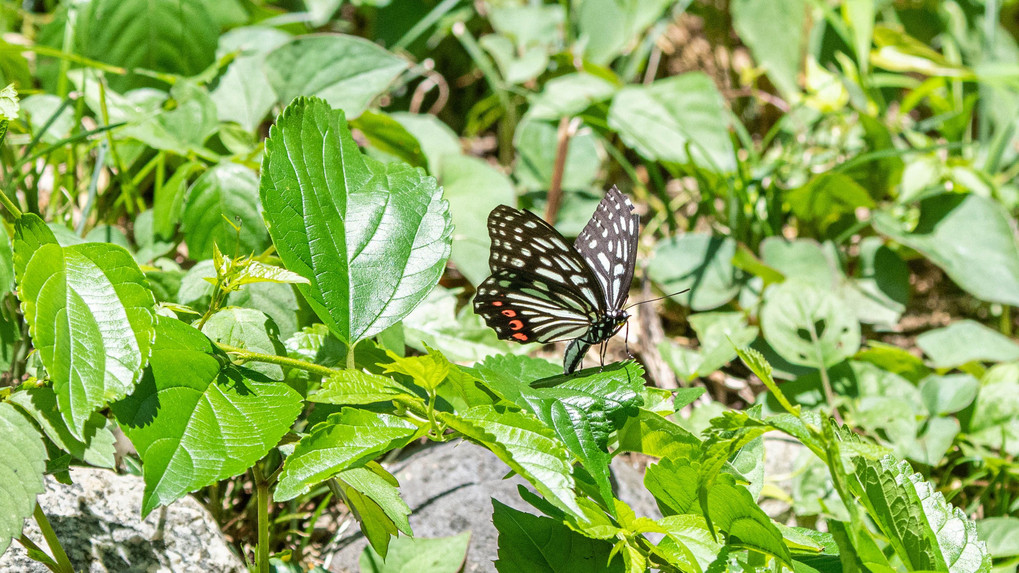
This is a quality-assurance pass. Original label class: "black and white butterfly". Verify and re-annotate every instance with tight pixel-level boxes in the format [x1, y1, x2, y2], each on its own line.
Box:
[473, 186, 639, 373]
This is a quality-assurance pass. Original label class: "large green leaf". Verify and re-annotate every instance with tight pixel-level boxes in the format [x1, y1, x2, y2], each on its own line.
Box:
[849, 456, 991, 572]
[265, 35, 407, 119]
[730, 0, 807, 99]
[211, 26, 292, 132]
[443, 405, 580, 515]
[181, 162, 267, 260]
[112, 317, 302, 516]
[16, 214, 156, 440]
[916, 320, 1019, 368]
[873, 193, 1019, 306]
[275, 408, 422, 501]
[440, 154, 516, 286]
[760, 280, 860, 368]
[492, 500, 622, 573]
[575, 0, 673, 65]
[39, 0, 218, 92]
[648, 234, 743, 310]
[259, 97, 452, 344]
[0, 402, 46, 555]
[608, 73, 736, 173]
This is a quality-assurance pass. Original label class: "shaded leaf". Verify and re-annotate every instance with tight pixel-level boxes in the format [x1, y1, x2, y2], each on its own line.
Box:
[181, 162, 266, 260]
[0, 402, 47, 555]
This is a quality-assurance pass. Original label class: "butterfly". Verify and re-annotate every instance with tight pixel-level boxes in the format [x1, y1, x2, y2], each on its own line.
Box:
[473, 186, 639, 374]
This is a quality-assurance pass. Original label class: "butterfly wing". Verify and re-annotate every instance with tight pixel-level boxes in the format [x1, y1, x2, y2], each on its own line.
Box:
[473, 205, 607, 344]
[574, 186, 640, 310]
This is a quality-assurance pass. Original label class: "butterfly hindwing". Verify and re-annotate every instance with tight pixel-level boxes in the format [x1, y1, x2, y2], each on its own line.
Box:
[574, 186, 640, 310]
[474, 269, 595, 343]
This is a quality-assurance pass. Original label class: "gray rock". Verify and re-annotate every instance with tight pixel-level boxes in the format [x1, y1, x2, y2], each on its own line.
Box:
[0, 468, 244, 573]
[326, 440, 660, 573]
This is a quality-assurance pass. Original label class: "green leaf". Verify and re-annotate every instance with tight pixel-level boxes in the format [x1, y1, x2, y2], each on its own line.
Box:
[181, 161, 267, 261]
[976, 517, 1019, 558]
[338, 464, 413, 558]
[528, 72, 618, 120]
[734, 346, 800, 416]
[786, 173, 875, 236]
[648, 234, 743, 310]
[265, 36, 407, 119]
[260, 98, 452, 344]
[0, 402, 47, 555]
[919, 374, 979, 416]
[112, 317, 302, 516]
[575, 0, 672, 66]
[608, 73, 736, 173]
[760, 237, 839, 289]
[760, 280, 861, 368]
[16, 214, 156, 440]
[616, 408, 701, 459]
[152, 161, 204, 240]
[873, 193, 1019, 306]
[653, 514, 721, 572]
[117, 80, 219, 155]
[916, 320, 1019, 368]
[492, 499, 622, 573]
[514, 117, 601, 194]
[730, 0, 807, 99]
[688, 312, 759, 377]
[842, 237, 909, 327]
[403, 287, 525, 362]
[9, 387, 116, 468]
[40, 0, 218, 92]
[311, 369, 410, 406]
[275, 408, 422, 502]
[849, 456, 991, 572]
[440, 154, 517, 286]
[202, 307, 286, 380]
[443, 405, 580, 515]
[351, 109, 427, 169]
[211, 26, 292, 132]
[381, 347, 451, 393]
[360, 531, 471, 573]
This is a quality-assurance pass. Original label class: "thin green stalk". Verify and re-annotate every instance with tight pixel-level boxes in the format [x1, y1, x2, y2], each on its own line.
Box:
[346, 340, 356, 370]
[34, 504, 73, 573]
[806, 320, 842, 425]
[393, 0, 462, 51]
[217, 343, 338, 379]
[0, 184, 22, 218]
[1001, 305, 1012, 337]
[252, 464, 271, 573]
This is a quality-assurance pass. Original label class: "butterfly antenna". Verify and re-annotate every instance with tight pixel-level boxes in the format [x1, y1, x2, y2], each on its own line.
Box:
[623, 289, 690, 311]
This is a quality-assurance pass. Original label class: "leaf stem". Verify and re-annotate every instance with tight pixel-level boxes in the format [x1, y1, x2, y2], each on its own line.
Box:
[216, 343, 338, 379]
[252, 464, 271, 573]
[33, 504, 73, 573]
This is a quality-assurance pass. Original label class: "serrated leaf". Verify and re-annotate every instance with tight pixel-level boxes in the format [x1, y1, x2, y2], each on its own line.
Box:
[339, 464, 413, 558]
[16, 214, 156, 440]
[492, 499, 623, 573]
[311, 369, 410, 406]
[380, 347, 451, 393]
[275, 408, 422, 501]
[259, 97, 452, 344]
[443, 405, 580, 516]
[734, 346, 800, 416]
[653, 514, 722, 573]
[0, 402, 47, 555]
[181, 162, 266, 261]
[235, 260, 310, 286]
[9, 387, 116, 468]
[849, 456, 991, 572]
[112, 317, 302, 516]
[265, 36, 407, 118]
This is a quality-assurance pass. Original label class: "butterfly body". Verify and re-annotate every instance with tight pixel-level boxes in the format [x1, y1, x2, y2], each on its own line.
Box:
[474, 187, 639, 373]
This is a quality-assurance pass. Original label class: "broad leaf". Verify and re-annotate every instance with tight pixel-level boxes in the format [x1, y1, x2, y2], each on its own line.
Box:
[338, 464, 413, 559]
[16, 214, 156, 440]
[202, 308, 286, 380]
[873, 193, 1019, 306]
[730, 0, 807, 99]
[351, 110, 427, 169]
[112, 317, 302, 516]
[575, 0, 672, 66]
[919, 374, 979, 416]
[760, 280, 860, 368]
[443, 406, 580, 515]
[360, 531, 471, 573]
[275, 408, 422, 501]
[211, 26, 292, 132]
[608, 73, 736, 173]
[786, 172, 875, 236]
[39, 0, 218, 92]
[259, 97, 452, 344]
[265, 35, 407, 119]
[0, 402, 46, 555]
[311, 369, 410, 406]
[492, 500, 622, 573]
[9, 387, 116, 468]
[916, 320, 1019, 368]
[181, 162, 266, 260]
[648, 234, 743, 310]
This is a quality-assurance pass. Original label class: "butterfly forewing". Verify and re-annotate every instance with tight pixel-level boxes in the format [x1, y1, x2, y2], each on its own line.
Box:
[574, 186, 639, 310]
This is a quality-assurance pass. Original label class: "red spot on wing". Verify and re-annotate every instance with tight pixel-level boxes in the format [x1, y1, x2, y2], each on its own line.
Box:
[508, 320, 523, 330]
[501, 309, 517, 317]
[492, 301, 503, 307]
[512, 333, 528, 341]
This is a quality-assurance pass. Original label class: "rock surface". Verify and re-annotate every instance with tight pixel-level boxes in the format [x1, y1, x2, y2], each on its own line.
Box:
[326, 440, 660, 573]
[0, 468, 245, 573]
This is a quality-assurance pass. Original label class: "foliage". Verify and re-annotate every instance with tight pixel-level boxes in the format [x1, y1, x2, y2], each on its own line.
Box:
[0, 0, 1015, 571]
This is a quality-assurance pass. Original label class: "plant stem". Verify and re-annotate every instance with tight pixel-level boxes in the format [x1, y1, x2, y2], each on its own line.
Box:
[347, 340, 356, 370]
[34, 504, 73, 573]
[543, 117, 575, 224]
[252, 464, 271, 573]
[216, 343, 338, 379]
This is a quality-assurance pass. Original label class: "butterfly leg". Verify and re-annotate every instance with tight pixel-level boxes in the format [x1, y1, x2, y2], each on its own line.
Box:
[623, 320, 633, 359]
